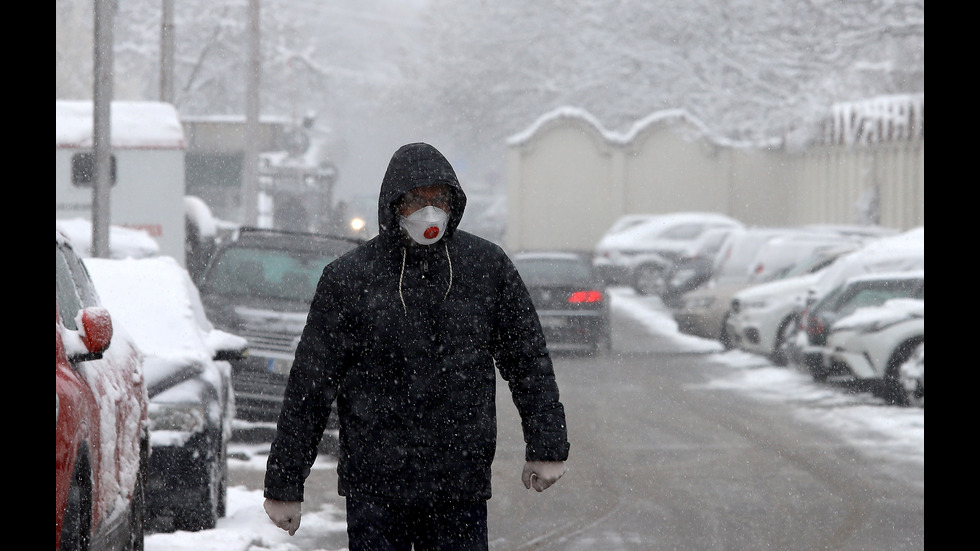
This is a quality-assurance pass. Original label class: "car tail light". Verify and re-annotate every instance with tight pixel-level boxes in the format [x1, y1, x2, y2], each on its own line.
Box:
[568, 290, 603, 303]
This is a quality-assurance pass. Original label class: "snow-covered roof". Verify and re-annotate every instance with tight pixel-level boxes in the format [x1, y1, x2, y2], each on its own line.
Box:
[56, 100, 185, 150]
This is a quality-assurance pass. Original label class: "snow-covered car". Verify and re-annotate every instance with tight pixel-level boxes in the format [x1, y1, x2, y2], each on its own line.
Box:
[513, 251, 611, 354]
[744, 233, 865, 283]
[56, 230, 149, 551]
[727, 272, 822, 364]
[803, 226, 924, 306]
[672, 226, 791, 345]
[783, 227, 924, 375]
[725, 240, 863, 365]
[824, 297, 924, 405]
[85, 256, 248, 532]
[659, 226, 737, 306]
[795, 270, 924, 383]
[673, 226, 849, 347]
[592, 211, 743, 294]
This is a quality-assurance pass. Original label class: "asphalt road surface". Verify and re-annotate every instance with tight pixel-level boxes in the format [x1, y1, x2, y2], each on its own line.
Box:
[230, 305, 924, 550]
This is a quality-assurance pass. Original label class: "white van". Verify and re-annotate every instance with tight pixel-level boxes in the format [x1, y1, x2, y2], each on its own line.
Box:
[56, 100, 188, 265]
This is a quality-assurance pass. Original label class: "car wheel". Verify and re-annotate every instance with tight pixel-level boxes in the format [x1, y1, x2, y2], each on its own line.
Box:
[898, 343, 924, 408]
[719, 312, 736, 350]
[768, 317, 796, 367]
[633, 264, 665, 296]
[901, 378, 924, 408]
[876, 378, 909, 406]
[173, 441, 223, 532]
[60, 460, 92, 551]
[217, 441, 228, 519]
[592, 329, 612, 355]
[878, 339, 922, 406]
[590, 320, 612, 354]
[127, 442, 147, 551]
[806, 354, 828, 382]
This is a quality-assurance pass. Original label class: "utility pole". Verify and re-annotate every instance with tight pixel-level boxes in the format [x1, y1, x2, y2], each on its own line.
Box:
[242, 0, 261, 225]
[160, 0, 175, 103]
[92, 0, 116, 258]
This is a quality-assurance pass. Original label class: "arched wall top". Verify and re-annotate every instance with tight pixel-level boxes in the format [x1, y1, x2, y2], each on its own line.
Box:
[506, 106, 608, 148]
[506, 105, 772, 151]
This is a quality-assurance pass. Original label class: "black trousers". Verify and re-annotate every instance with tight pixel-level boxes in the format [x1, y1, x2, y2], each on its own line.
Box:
[346, 497, 489, 551]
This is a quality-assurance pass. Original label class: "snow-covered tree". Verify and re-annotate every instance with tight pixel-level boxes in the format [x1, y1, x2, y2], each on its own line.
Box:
[55, 0, 923, 199]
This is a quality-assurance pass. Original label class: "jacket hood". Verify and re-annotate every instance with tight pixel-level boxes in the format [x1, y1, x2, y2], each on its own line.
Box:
[378, 142, 467, 241]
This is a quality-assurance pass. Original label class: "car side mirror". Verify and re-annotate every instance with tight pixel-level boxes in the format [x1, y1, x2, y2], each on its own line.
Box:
[207, 329, 249, 361]
[79, 306, 113, 357]
[214, 346, 248, 362]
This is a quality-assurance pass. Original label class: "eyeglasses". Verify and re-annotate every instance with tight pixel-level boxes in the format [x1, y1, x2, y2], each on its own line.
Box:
[400, 190, 452, 212]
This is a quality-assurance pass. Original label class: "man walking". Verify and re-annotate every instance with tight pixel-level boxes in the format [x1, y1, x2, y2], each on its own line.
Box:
[263, 142, 570, 550]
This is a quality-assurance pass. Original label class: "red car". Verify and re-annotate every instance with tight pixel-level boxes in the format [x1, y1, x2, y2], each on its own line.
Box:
[56, 231, 149, 550]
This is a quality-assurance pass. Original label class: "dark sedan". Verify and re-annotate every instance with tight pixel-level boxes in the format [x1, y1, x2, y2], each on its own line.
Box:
[513, 252, 611, 354]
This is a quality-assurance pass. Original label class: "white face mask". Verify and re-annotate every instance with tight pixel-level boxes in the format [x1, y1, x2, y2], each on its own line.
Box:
[399, 206, 449, 245]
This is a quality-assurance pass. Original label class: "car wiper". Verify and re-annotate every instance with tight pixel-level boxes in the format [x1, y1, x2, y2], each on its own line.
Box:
[146, 361, 206, 399]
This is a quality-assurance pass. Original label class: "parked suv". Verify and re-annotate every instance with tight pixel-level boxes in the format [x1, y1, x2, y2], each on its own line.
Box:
[724, 239, 864, 365]
[798, 270, 924, 382]
[659, 226, 738, 306]
[825, 296, 924, 405]
[196, 227, 362, 422]
[56, 230, 149, 551]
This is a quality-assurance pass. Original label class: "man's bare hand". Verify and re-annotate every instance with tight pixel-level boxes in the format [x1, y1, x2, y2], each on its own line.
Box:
[522, 460, 567, 492]
[264, 498, 302, 535]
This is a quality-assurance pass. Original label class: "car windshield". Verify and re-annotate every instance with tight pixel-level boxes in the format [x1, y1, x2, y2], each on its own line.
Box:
[515, 258, 592, 286]
[834, 279, 924, 318]
[694, 228, 733, 256]
[202, 246, 334, 302]
[712, 231, 780, 283]
[604, 215, 663, 235]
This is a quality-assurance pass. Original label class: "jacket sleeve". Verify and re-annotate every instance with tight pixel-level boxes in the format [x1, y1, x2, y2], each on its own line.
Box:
[264, 265, 346, 502]
[492, 253, 571, 462]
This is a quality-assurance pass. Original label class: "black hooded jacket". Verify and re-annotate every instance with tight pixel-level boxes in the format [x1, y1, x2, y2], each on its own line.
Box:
[264, 142, 570, 503]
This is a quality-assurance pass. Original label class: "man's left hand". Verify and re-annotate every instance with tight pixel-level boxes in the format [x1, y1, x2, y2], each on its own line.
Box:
[522, 460, 567, 492]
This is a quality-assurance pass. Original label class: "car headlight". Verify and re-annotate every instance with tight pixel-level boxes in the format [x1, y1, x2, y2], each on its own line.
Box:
[148, 402, 207, 433]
